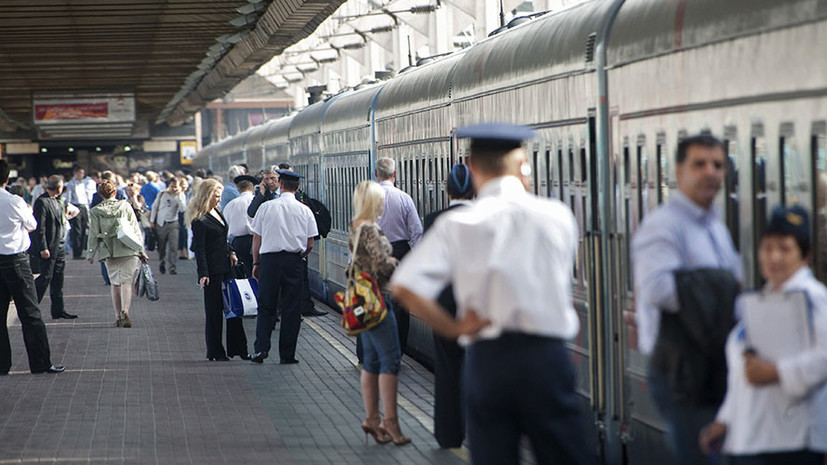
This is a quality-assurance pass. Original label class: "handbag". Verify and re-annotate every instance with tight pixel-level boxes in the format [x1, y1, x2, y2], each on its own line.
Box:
[136, 262, 160, 301]
[334, 224, 387, 336]
[117, 216, 144, 251]
[222, 264, 259, 319]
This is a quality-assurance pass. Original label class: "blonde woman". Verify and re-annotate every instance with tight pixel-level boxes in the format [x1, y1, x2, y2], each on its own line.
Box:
[186, 179, 249, 361]
[87, 180, 146, 327]
[350, 181, 410, 446]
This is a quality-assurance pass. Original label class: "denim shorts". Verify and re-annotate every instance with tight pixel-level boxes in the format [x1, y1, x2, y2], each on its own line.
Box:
[361, 298, 401, 375]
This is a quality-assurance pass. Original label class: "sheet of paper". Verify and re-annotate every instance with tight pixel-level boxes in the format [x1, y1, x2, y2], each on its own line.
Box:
[741, 290, 812, 362]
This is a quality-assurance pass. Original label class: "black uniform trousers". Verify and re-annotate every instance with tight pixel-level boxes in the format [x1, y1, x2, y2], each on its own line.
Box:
[0, 253, 52, 373]
[203, 273, 247, 359]
[34, 244, 66, 318]
[465, 333, 595, 465]
[357, 240, 411, 364]
[254, 251, 302, 361]
[68, 205, 88, 259]
[300, 257, 314, 313]
[230, 235, 254, 279]
[432, 284, 465, 448]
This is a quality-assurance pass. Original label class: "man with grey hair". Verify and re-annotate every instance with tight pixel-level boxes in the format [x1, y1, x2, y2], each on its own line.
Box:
[373, 156, 422, 354]
[247, 165, 280, 218]
[220, 165, 246, 209]
[33, 175, 77, 319]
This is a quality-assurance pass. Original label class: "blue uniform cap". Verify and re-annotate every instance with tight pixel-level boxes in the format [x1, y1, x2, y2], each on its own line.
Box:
[447, 164, 473, 197]
[455, 122, 535, 146]
[233, 175, 259, 185]
[765, 204, 810, 247]
[276, 169, 304, 181]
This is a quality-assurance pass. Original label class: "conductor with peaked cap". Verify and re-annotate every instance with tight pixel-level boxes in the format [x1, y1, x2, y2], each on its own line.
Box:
[250, 169, 318, 365]
[391, 123, 596, 465]
[222, 175, 259, 278]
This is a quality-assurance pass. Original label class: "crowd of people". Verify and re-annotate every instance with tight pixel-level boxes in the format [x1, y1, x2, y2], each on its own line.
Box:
[0, 124, 825, 465]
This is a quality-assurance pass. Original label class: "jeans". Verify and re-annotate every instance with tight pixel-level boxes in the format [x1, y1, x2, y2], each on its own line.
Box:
[0, 253, 52, 373]
[360, 302, 401, 375]
[648, 363, 718, 465]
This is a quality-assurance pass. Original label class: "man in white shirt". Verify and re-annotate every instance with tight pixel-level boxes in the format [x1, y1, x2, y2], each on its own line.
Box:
[149, 177, 186, 275]
[0, 160, 65, 375]
[63, 165, 90, 259]
[391, 123, 594, 465]
[250, 170, 318, 365]
[223, 175, 257, 278]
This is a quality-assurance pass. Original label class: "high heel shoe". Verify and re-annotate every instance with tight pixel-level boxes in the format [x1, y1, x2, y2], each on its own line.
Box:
[361, 418, 391, 445]
[381, 417, 411, 446]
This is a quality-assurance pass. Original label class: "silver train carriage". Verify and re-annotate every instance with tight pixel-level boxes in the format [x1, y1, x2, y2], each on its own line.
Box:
[190, 0, 827, 462]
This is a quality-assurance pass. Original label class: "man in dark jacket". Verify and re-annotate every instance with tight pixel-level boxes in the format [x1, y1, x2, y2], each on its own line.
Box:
[33, 175, 77, 319]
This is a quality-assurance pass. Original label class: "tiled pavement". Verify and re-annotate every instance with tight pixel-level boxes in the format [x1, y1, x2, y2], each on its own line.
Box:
[0, 256, 468, 465]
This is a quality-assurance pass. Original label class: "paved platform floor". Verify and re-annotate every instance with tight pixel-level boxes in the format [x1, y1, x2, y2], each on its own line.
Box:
[0, 256, 468, 465]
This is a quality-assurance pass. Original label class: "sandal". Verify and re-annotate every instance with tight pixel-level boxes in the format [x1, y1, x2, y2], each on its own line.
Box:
[381, 417, 411, 446]
[361, 417, 391, 445]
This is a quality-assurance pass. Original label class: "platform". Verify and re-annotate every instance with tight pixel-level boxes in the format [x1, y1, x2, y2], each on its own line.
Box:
[0, 256, 468, 465]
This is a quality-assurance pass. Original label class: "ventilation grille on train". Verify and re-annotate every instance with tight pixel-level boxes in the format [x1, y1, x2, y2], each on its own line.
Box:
[585, 33, 596, 63]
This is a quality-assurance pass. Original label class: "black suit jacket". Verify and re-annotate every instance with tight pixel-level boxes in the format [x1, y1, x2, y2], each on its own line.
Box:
[191, 210, 233, 279]
[32, 193, 65, 254]
[246, 189, 276, 218]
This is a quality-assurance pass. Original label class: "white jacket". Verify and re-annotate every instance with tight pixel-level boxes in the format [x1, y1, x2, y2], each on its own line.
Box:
[717, 267, 827, 454]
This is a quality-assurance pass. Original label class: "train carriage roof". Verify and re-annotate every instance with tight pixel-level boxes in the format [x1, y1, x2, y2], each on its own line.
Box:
[374, 52, 465, 121]
[451, 0, 616, 100]
[262, 114, 294, 146]
[320, 84, 384, 134]
[608, 0, 827, 67]
[222, 126, 254, 161]
[289, 100, 333, 139]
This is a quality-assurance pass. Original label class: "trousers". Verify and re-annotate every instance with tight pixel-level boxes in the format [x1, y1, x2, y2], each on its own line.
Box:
[34, 245, 66, 317]
[231, 235, 253, 279]
[155, 222, 179, 272]
[254, 252, 303, 361]
[203, 273, 247, 359]
[68, 205, 88, 259]
[0, 253, 52, 373]
[465, 334, 595, 465]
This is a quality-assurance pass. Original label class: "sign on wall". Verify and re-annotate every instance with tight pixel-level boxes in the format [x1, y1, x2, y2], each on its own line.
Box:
[33, 94, 135, 124]
[180, 140, 197, 165]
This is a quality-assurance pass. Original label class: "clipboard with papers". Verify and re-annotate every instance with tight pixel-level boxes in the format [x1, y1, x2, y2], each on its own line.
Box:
[741, 290, 813, 362]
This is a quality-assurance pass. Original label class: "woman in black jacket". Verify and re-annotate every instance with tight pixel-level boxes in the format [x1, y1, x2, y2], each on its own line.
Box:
[186, 178, 249, 361]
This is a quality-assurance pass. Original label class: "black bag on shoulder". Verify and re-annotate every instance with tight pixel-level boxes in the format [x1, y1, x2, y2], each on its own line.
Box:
[301, 197, 332, 239]
[651, 268, 739, 407]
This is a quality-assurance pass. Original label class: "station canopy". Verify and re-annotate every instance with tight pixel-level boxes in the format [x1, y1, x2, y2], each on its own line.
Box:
[0, 0, 344, 138]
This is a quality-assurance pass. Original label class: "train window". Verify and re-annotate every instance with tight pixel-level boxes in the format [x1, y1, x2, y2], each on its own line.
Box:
[752, 132, 768, 284]
[557, 148, 564, 201]
[724, 133, 740, 250]
[532, 150, 540, 195]
[428, 158, 435, 215]
[637, 138, 649, 219]
[780, 124, 799, 205]
[580, 148, 588, 183]
[813, 124, 827, 282]
[568, 148, 576, 209]
[656, 139, 670, 204]
[545, 149, 552, 198]
[624, 144, 633, 291]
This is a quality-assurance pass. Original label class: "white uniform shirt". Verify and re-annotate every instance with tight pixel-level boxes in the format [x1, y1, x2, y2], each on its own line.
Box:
[224, 191, 254, 240]
[717, 267, 827, 454]
[250, 192, 318, 254]
[0, 188, 37, 254]
[391, 175, 580, 345]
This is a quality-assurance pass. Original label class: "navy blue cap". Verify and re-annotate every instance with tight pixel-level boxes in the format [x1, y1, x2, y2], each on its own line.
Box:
[447, 163, 473, 197]
[765, 204, 810, 247]
[276, 169, 304, 181]
[455, 122, 535, 147]
[233, 175, 259, 185]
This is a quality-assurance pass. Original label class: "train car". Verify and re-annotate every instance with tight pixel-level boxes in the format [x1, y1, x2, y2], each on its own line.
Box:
[319, 85, 384, 303]
[243, 122, 270, 173]
[261, 114, 293, 169]
[373, 53, 466, 363]
[607, 0, 827, 462]
[289, 101, 336, 300]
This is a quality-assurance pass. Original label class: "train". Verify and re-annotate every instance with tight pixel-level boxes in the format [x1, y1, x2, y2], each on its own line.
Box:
[192, 0, 827, 462]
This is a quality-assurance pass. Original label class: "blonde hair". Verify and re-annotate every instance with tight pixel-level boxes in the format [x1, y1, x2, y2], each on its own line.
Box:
[352, 181, 385, 226]
[186, 178, 222, 225]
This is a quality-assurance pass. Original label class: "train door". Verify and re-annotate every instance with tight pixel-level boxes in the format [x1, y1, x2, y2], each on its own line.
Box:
[751, 123, 769, 286]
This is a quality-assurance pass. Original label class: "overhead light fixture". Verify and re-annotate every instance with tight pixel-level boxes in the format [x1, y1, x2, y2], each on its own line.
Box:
[95, 147, 102, 152]
[68, 147, 74, 152]
[124, 145, 132, 152]
[315, 56, 338, 64]
[369, 25, 395, 34]
[341, 41, 366, 50]
[40, 147, 47, 153]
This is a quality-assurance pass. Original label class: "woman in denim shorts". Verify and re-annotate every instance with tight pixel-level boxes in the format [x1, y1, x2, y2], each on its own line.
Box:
[349, 181, 411, 446]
